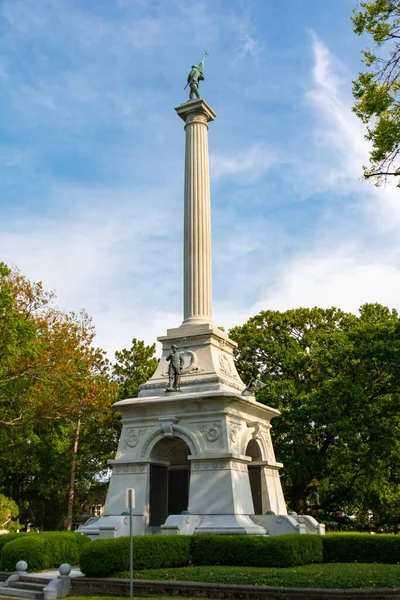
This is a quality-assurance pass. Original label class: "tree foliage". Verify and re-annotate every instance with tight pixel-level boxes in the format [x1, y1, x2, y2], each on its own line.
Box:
[0, 494, 20, 532]
[230, 304, 400, 527]
[113, 338, 158, 400]
[0, 262, 118, 529]
[0, 262, 162, 530]
[352, 0, 400, 184]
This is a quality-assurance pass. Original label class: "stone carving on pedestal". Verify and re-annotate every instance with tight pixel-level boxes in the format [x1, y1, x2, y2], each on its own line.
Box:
[228, 422, 240, 444]
[158, 417, 179, 438]
[124, 427, 147, 449]
[219, 353, 238, 379]
[199, 421, 223, 448]
[264, 429, 275, 462]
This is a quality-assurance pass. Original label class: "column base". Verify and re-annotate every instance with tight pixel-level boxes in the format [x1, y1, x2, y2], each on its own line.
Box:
[76, 514, 146, 539]
[194, 514, 266, 535]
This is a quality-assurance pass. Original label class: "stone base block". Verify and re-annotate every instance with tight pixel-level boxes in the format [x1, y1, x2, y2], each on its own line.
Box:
[160, 514, 203, 535]
[76, 514, 145, 539]
[295, 515, 326, 535]
[251, 514, 305, 535]
[194, 514, 267, 535]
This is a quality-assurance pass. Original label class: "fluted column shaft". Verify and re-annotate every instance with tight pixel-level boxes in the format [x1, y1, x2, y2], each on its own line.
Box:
[175, 100, 216, 325]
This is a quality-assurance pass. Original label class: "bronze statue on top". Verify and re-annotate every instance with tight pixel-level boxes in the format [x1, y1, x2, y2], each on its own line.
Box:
[165, 344, 184, 392]
[185, 52, 208, 101]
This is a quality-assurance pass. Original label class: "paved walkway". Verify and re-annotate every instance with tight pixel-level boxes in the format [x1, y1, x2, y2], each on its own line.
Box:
[24, 569, 84, 579]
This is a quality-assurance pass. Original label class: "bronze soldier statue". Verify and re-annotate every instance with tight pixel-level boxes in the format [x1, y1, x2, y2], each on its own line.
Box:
[166, 344, 184, 392]
[186, 52, 208, 100]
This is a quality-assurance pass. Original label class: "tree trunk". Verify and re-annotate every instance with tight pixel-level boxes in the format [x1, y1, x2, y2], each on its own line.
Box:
[65, 414, 81, 531]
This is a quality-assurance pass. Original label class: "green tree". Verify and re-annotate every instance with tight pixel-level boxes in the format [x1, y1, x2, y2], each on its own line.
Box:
[352, 0, 400, 185]
[113, 338, 158, 400]
[0, 262, 118, 529]
[230, 304, 400, 526]
[0, 494, 20, 532]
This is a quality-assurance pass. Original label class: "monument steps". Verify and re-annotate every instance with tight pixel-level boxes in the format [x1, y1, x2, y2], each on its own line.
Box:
[0, 576, 47, 599]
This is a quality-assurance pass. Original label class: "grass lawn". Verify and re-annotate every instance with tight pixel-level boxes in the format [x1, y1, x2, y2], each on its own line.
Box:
[68, 598, 202, 600]
[114, 563, 400, 589]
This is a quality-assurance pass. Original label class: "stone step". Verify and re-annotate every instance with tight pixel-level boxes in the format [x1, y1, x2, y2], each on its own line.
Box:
[12, 582, 46, 591]
[0, 586, 42, 599]
[19, 578, 48, 586]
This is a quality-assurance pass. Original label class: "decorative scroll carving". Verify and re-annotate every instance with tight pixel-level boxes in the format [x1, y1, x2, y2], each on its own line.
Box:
[247, 421, 276, 462]
[229, 424, 239, 444]
[199, 422, 223, 447]
[264, 430, 275, 462]
[218, 353, 239, 379]
[158, 417, 179, 438]
[124, 427, 147, 449]
[185, 113, 208, 125]
[180, 337, 194, 348]
[247, 420, 262, 440]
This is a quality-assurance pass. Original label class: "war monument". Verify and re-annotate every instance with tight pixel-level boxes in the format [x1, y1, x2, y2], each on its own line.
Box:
[78, 55, 324, 538]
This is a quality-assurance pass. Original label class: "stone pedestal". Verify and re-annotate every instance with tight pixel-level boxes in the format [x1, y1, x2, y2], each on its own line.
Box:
[77, 98, 324, 539]
[78, 390, 287, 538]
[139, 322, 244, 397]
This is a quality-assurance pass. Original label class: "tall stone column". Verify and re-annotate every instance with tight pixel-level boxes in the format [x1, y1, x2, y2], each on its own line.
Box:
[175, 99, 216, 325]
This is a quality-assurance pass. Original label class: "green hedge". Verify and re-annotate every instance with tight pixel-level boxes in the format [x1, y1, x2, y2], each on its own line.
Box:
[191, 534, 323, 568]
[0, 532, 30, 555]
[79, 535, 191, 577]
[79, 533, 400, 578]
[323, 533, 400, 564]
[0, 532, 90, 572]
[80, 534, 322, 576]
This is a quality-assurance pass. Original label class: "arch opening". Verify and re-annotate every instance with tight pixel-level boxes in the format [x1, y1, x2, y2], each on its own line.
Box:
[246, 439, 263, 515]
[149, 437, 190, 528]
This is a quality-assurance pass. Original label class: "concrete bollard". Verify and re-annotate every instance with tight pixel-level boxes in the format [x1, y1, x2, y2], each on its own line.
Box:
[43, 564, 72, 600]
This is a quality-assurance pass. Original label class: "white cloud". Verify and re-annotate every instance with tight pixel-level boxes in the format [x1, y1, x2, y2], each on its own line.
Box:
[210, 145, 277, 180]
[261, 249, 400, 314]
[240, 33, 400, 322]
[0, 183, 183, 359]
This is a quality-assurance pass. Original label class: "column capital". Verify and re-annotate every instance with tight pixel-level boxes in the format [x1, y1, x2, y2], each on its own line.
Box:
[175, 99, 216, 123]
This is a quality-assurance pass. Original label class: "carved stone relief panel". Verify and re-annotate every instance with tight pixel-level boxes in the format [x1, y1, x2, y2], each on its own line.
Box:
[124, 427, 147, 450]
[158, 417, 179, 438]
[264, 430, 275, 462]
[218, 353, 238, 379]
[228, 421, 241, 445]
[199, 421, 223, 448]
[185, 113, 209, 125]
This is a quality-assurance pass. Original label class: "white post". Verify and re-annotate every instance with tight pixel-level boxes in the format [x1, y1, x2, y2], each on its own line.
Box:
[175, 99, 216, 326]
[128, 488, 135, 600]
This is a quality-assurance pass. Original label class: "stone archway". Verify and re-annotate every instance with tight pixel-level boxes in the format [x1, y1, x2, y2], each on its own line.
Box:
[149, 437, 191, 528]
[246, 439, 263, 515]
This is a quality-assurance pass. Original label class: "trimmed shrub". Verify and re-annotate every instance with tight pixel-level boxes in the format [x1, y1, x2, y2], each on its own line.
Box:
[79, 535, 191, 577]
[191, 534, 323, 568]
[323, 533, 400, 564]
[0, 532, 30, 557]
[0, 532, 90, 572]
[1, 536, 49, 572]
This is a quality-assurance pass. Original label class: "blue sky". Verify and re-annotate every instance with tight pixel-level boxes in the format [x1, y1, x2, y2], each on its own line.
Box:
[1, 0, 400, 358]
